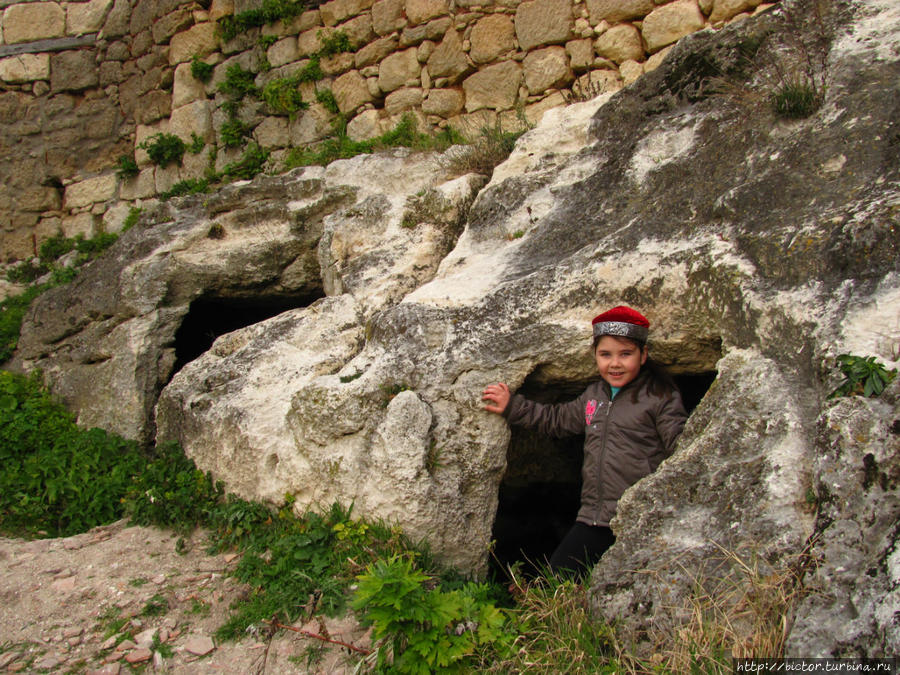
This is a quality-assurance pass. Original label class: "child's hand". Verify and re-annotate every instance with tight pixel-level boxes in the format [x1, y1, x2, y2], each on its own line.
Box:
[482, 383, 511, 414]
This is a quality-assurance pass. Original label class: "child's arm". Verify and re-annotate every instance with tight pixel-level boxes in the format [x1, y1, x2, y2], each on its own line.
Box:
[655, 390, 688, 455]
[483, 382, 585, 437]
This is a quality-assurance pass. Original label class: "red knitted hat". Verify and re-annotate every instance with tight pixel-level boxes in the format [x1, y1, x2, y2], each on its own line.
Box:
[591, 306, 650, 343]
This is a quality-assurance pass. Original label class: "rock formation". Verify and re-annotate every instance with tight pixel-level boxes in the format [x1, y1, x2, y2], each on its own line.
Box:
[12, 0, 900, 655]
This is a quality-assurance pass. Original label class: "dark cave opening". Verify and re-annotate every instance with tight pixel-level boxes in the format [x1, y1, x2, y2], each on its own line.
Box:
[172, 291, 325, 376]
[490, 369, 717, 577]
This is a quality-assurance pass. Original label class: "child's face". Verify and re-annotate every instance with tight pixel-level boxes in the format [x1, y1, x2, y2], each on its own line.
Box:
[594, 336, 647, 388]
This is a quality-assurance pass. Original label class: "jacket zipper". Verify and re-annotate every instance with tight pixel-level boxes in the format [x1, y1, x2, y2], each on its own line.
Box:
[593, 391, 614, 526]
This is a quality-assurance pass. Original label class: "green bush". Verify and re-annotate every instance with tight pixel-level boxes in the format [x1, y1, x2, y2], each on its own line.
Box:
[5, 260, 49, 284]
[318, 30, 353, 57]
[160, 178, 211, 201]
[0, 285, 45, 363]
[220, 117, 251, 148]
[190, 55, 214, 83]
[260, 77, 308, 117]
[38, 232, 75, 262]
[352, 555, 509, 674]
[0, 372, 145, 537]
[121, 207, 142, 232]
[116, 154, 140, 179]
[139, 132, 187, 168]
[217, 0, 307, 42]
[222, 143, 269, 180]
[771, 78, 822, 118]
[315, 88, 339, 114]
[829, 354, 897, 398]
[123, 441, 223, 532]
[218, 63, 258, 99]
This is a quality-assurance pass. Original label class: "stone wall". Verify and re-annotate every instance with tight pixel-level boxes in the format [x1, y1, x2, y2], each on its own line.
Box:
[0, 0, 774, 260]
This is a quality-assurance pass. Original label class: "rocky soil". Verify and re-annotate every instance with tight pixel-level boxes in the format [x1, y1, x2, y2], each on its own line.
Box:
[0, 521, 371, 674]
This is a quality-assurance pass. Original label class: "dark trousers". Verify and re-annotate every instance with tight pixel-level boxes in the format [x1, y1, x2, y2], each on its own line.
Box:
[548, 522, 616, 579]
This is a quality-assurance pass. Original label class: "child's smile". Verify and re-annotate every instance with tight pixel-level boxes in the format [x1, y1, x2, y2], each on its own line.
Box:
[594, 336, 647, 389]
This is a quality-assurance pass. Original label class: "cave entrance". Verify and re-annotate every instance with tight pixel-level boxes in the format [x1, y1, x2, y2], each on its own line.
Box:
[172, 291, 325, 376]
[490, 369, 716, 578]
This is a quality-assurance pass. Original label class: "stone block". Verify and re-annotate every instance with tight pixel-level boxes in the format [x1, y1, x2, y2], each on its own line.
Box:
[0, 54, 50, 84]
[50, 50, 99, 92]
[101, 0, 130, 38]
[119, 167, 157, 200]
[523, 45, 571, 94]
[209, 0, 235, 22]
[709, 0, 762, 24]
[152, 8, 194, 45]
[643, 44, 673, 73]
[168, 22, 218, 65]
[61, 211, 96, 238]
[321, 52, 354, 76]
[400, 16, 451, 47]
[268, 36, 300, 68]
[319, 0, 375, 27]
[67, 0, 114, 36]
[384, 86, 423, 114]
[565, 38, 594, 71]
[585, 0, 653, 24]
[346, 108, 384, 140]
[378, 48, 420, 93]
[17, 185, 61, 211]
[425, 30, 469, 83]
[462, 60, 521, 112]
[289, 103, 334, 145]
[642, 0, 705, 53]
[333, 69, 374, 113]
[521, 89, 565, 124]
[134, 89, 172, 124]
[169, 99, 214, 141]
[619, 58, 643, 85]
[102, 201, 135, 233]
[421, 87, 464, 117]
[338, 13, 375, 47]
[574, 68, 621, 97]
[469, 14, 516, 64]
[64, 174, 117, 209]
[253, 115, 289, 147]
[154, 163, 182, 194]
[298, 26, 329, 57]
[2, 3, 66, 44]
[405, 0, 447, 26]
[355, 36, 398, 68]
[514, 0, 573, 52]
[445, 107, 495, 138]
[594, 23, 643, 64]
[372, 0, 405, 36]
[172, 61, 207, 107]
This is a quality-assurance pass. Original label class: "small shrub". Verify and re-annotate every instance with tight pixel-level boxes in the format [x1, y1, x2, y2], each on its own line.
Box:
[220, 117, 251, 148]
[6, 259, 49, 284]
[442, 122, 526, 177]
[189, 132, 206, 154]
[218, 63, 258, 99]
[771, 77, 822, 118]
[139, 132, 186, 168]
[0, 371, 146, 537]
[222, 142, 270, 180]
[829, 354, 897, 398]
[0, 285, 46, 363]
[260, 77, 308, 117]
[258, 34, 278, 50]
[116, 154, 140, 179]
[74, 231, 118, 258]
[38, 233, 75, 263]
[318, 30, 353, 57]
[315, 88, 339, 114]
[352, 555, 509, 674]
[190, 56, 214, 83]
[217, 0, 307, 42]
[295, 55, 323, 84]
[160, 178, 210, 201]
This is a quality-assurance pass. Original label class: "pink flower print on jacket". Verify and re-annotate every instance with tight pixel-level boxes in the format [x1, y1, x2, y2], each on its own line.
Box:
[585, 399, 598, 426]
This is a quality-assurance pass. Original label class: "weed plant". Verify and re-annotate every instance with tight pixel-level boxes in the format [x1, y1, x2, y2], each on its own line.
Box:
[190, 55, 214, 83]
[218, 63, 259, 99]
[829, 354, 897, 398]
[260, 77, 309, 117]
[116, 154, 140, 179]
[220, 117, 251, 148]
[222, 143, 270, 180]
[217, 0, 308, 42]
[0, 371, 145, 537]
[160, 178, 211, 201]
[139, 133, 187, 168]
[0, 286, 47, 363]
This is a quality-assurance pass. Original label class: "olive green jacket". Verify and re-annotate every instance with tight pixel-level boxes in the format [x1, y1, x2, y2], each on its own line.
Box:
[504, 370, 687, 527]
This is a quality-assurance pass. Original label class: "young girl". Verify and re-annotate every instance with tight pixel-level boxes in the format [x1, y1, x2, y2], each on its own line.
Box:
[482, 306, 687, 577]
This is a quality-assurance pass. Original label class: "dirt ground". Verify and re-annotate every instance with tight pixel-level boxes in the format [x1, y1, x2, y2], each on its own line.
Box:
[0, 520, 372, 674]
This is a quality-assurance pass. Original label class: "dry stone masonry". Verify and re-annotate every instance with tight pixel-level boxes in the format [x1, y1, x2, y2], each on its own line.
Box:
[0, 0, 774, 259]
